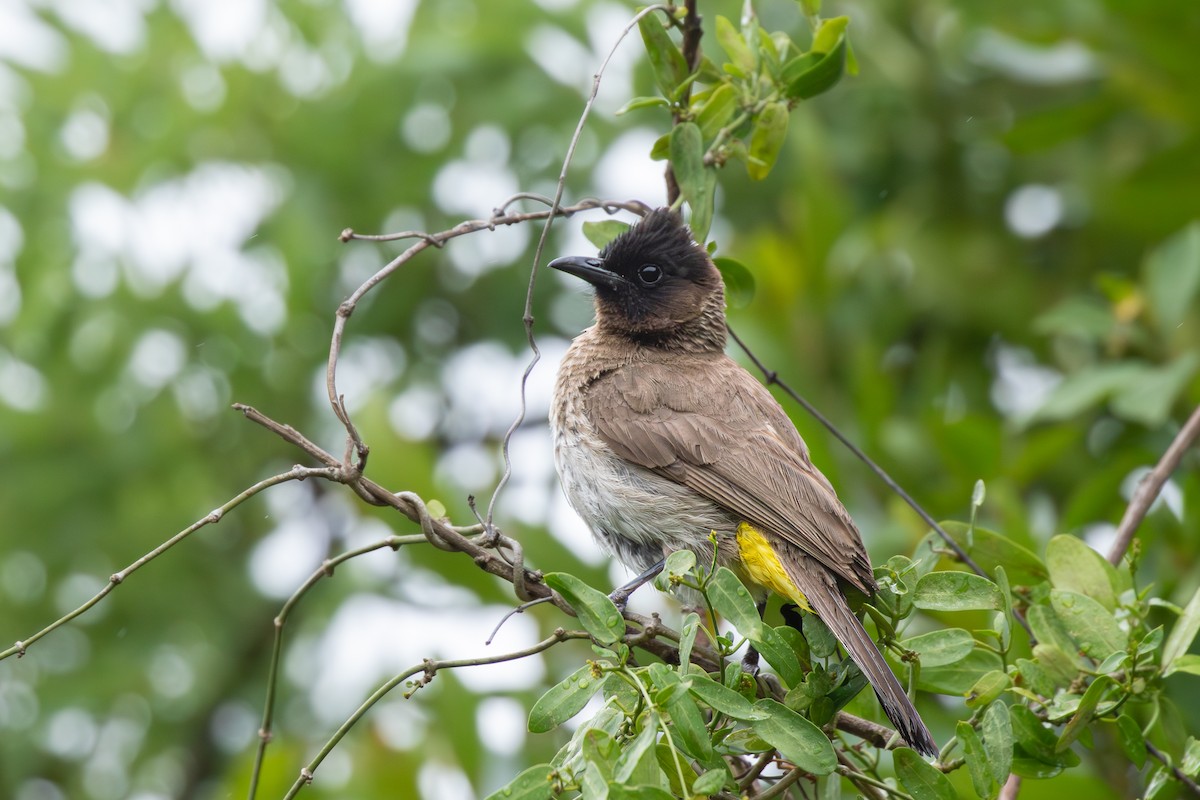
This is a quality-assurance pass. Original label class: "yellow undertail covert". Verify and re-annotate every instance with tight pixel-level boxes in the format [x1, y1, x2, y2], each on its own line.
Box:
[734, 521, 812, 612]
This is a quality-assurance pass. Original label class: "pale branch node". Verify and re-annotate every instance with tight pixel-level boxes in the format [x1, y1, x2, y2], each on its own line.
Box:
[1107, 402, 1200, 566]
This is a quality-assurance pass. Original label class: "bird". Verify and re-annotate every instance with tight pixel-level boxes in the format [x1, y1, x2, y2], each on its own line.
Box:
[548, 207, 938, 756]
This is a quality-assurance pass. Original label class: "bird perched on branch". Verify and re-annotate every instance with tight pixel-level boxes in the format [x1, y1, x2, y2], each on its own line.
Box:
[549, 208, 937, 756]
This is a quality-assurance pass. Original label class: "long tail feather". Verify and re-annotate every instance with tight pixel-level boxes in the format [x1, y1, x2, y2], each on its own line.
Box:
[788, 566, 938, 756]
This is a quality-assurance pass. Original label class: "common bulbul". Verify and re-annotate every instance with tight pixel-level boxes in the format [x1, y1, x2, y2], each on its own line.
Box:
[549, 208, 938, 756]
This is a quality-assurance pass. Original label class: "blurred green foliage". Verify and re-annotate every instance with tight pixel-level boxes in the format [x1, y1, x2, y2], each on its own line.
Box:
[1, 0, 1198, 799]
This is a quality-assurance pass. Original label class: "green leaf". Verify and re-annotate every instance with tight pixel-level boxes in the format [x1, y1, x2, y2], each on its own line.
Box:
[656, 549, 697, 592]
[802, 610, 839, 659]
[1144, 221, 1200, 335]
[746, 101, 788, 180]
[678, 612, 700, 672]
[607, 784, 675, 800]
[483, 764, 555, 800]
[649, 133, 670, 161]
[1009, 704, 1080, 768]
[752, 624, 806, 687]
[1032, 643, 1082, 684]
[1050, 590, 1126, 661]
[994, 565, 1013, 653]
[1164, 587, 1200, 674]
[708, 568, 802, 685]
[1027, 607, 1087, 669]
[1168, 654, 1200, 675]
[812, 16, 850, 54]
[687, 673, 770, 720]
[751, 699, 837, 775]
[528, 664, 603, 733]
[1046, 535, 1116, 610]
[687, 168, 717, 243]
[691, 768, 728, 796]
[958, 721, 997, 799]
[1015, 658, 1056, 697]
[1115, 713, 1147, 769]
[913, 571, 1003, 611]
[545, 572, 626, 645]
[668, 121, 714, 240]
[919, 648, 1005, 695]
[1181, 737, 1200, 777]
[708, 567, 764, 637]
[1030, 361, 1146, 423]
[894, 747, 956, 800]
[1034, 295, 1117, 341]
[966, 670, 1011, 709]
[581, 220, 630, 251]
[784, 30, 847, 100]
[917, 522, 1047, 584]
[715, 15, 755, 74]
[712, 257, 756, 309]
[1111, 352, 1200, 427]
[982, 701, 1014, 784]
[664, 687, 713, 761]
[582, 728, 618, 776]
[638, 14, 688, 98]
[1057, 675, 1114, 752]
[695, 82, 738, 140]
[614, 715, 659, 783]
[900, 628, 976, 668]
[616, 96, 671, 116]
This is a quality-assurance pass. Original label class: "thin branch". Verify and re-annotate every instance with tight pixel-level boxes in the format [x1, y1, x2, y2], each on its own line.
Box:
[754, 764, 807, 800]
[834, 712, 905, 751]
[1147, 741, 1200, 798]
[725, 323, 986, 576]
[325, 196, 649, 465]
[0, 466, 334, 662]
[739, 750, 777, 791]
[280, 629, 588, 799]
[666, 0, 702, 206]
[247, 532, 437, 800]
[1107, 403, 1200, 566]
[836, 753, 891, 800]
[998, 774, 1022, 800]
[484, 4, 670, 537]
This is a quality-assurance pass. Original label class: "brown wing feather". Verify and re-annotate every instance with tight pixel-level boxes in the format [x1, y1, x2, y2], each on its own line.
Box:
[585, 356, 876, 594]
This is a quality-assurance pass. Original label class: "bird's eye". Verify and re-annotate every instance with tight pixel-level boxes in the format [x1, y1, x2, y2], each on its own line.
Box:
[637, 264, 663, 286]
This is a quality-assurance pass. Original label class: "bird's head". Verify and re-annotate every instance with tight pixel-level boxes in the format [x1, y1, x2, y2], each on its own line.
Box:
[550, 209, 726, 350]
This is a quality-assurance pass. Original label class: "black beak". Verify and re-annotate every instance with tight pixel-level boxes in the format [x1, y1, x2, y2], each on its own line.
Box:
[548, 256, 627, 290]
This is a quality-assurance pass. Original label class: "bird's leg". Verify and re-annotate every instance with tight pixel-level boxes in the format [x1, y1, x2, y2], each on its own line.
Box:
[608, 558, 666, 610]
[741, 601, 768, 674]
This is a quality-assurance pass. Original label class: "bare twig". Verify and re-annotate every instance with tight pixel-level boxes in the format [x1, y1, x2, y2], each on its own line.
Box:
[484, 4, 670, 537]
[1147, 741, 1200, 798]
[755, 765, 807, 800]
[1107, 403, 1200, 566]
[834, 712, 906, 751]
[836, 752, 889, 800]
[326, 196, 649, 467]
[0, 466, 334, 663]
[280, 629, 589, 799]
[247, 532, 439, 800]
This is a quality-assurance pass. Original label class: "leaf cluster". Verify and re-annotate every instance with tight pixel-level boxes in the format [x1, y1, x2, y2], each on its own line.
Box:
[629, 4, 852, 240]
